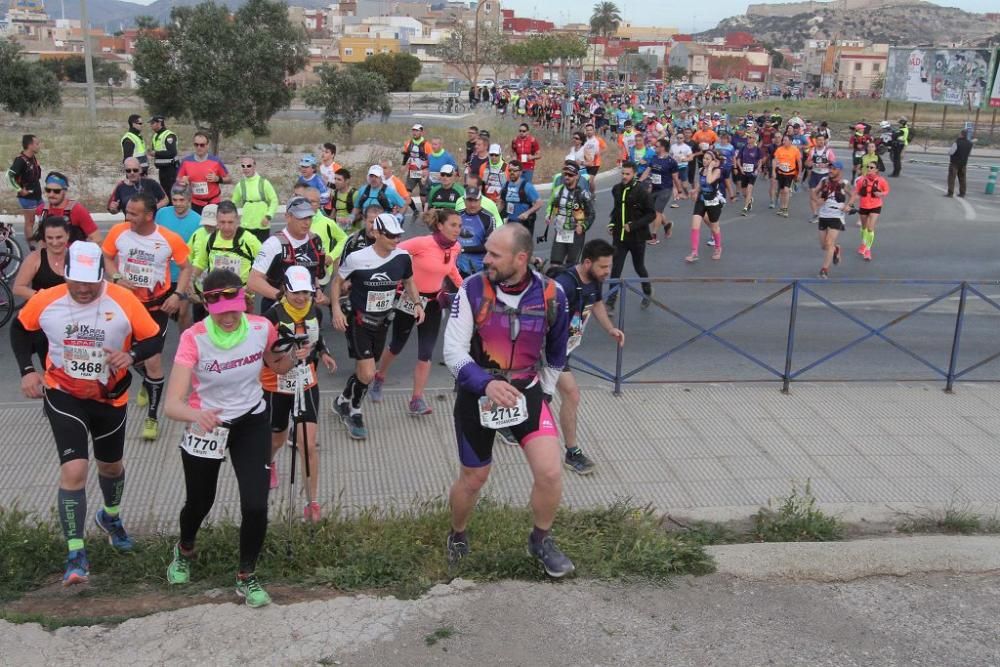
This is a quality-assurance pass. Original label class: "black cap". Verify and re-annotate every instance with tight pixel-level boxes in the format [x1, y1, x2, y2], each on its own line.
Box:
[562, 160, 580, 175]
[464, 186, 481, 199]
[149, 115, 166, 124]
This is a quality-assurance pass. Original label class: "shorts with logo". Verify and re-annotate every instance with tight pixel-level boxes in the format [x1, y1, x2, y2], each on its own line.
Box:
[44, 388, 127, 465]
[265, 385, 320, 431]
[859, 206, 882, 216]
[454, 381, 559, 468]
[776, 173, 796, 190]
[693, 198, 723, 223]
[345, 312, 390, 361]
[818, 217, 845, 231]
[149, 308, 170, 340]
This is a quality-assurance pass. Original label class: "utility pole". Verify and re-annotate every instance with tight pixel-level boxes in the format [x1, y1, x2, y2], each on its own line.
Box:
[79, 0, 97, 125]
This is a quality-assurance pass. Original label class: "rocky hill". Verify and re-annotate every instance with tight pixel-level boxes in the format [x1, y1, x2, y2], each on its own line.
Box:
[696, 1, 1000, 50]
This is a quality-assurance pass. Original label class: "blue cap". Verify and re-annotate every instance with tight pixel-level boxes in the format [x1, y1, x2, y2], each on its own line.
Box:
[299, 154, 317, 167]
[831, 161, 844, 170]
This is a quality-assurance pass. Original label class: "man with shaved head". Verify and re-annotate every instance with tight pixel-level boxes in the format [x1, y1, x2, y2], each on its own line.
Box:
[107, 156, 168, 215]
[443, 222, 576, 579]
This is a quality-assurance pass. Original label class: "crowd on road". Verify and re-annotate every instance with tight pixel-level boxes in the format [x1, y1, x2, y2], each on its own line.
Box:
[5, 88, 975, 605]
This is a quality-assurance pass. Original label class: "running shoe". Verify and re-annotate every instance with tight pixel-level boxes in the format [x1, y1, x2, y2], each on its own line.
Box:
[685, 253, 699, 263]
[334, 395, 351, 420]
[669, 201, 679, 208]
[862, 247, 872, 262]
[497, 427, 518, 446]
[95, 508, 134, 552]
[706, 237, 716, 247]
[408, 396, 432, 416]
[740, 206, 749, 216]
[779, 208, 790, 218]
[167, 544, 193, 585]
[527, 535, 576, 578]
[136, 384, 148, 407]
[269, 461, 278, 490]
[347, 413, 367, 440]
[235, 573, 271, 608]
[141, 417, 159, 441]
[819, 267, 829, 279]
[304, 501, 321, 524]
[768, 200, 775, 209]
[810, 215, 819, 224]
[647, 234, 660, 246]
[857, 244, 867, 255]
[369, 375, 384, 403]
[63, 549, 89, 587]
[833, 245, 841, 265]
[663, 221, 673, 238]
[447, 531, 470, 565]
[565, 448, 596, 475]
[746, 197, 753, 212]
[640, 297, 651, 309]
[711, 247, 722, 261]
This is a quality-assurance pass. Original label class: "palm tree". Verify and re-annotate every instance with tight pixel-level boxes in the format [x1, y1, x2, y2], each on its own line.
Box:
[589, 2, 622, 81]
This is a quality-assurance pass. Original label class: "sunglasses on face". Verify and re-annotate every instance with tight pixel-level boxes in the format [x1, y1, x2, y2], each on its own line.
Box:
[241, 163, 253, 168]
[125, 168, 141, 174]
[193, 142, 208, 147]
[382, 231, 401, 240]
[202, 287, 241, 304]
[44, 187, 63, 194]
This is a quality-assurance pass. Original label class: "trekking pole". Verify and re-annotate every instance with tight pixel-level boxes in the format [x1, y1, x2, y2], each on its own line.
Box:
[284, 354, 308, 556]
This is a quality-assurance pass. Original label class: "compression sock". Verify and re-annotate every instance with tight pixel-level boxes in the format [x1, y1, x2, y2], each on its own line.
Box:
[530, 526, 550, 545]
[690, 228, 700, 254]
[98, 471, 125, 516]
[712, 231, 722, 250]
[860, 227, 868, 246]
[144, 376, 164, 419]
[867, 229, 876, 249]
[349, 375, 369, 412]
[58, 487, 87, 552]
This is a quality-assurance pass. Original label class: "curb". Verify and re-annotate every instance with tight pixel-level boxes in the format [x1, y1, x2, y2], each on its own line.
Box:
[708, 534, 1000, 581]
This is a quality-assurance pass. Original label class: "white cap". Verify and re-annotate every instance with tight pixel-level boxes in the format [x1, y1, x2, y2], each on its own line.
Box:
[488, 143, 502, 155]
[411, 123, 424, 131]
[440, 164, 456, 175]
[283, 265, 313, 293]
[199, 204, 218, 226]
[65, 242, 104, 283]
[374, 212, 404, 236]
[367, 165, 384, 178]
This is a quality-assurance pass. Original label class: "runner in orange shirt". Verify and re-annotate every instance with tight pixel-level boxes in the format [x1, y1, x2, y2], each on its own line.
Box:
[11, 242, 163, 586]
[846, 162, 891, 261]
[102, 191, 192, 440]
[771, 136, 803, 218]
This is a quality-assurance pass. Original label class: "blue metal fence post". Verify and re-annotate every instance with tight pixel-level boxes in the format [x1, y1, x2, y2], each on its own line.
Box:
[945, 281, 968, 393]
[614, 280, 626, 396]
[781, 281, 799, 394]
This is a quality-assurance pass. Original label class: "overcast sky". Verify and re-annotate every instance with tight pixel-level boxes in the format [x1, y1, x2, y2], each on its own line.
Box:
[117, 0, 998, 34]
[490, 0, 995, 33]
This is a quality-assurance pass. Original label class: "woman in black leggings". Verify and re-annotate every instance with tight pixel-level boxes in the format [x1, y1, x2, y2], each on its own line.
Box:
[163, 269, 295, 608]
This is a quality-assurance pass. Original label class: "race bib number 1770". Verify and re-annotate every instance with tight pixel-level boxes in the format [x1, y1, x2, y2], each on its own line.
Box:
[180, 425, 230, 460]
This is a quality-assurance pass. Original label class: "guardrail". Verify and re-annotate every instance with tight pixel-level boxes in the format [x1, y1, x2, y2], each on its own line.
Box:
[569, 278, 1000, 395]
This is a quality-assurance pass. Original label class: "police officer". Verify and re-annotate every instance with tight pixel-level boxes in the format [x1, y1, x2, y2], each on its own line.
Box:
[149, 115, 178, 193]
[890, 117, 909, 178]
[121, 114, 149, 176]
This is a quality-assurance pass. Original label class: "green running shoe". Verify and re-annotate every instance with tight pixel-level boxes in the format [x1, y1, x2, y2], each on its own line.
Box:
[166, 544, 193, 585]
[136, 384, 148, 407]
[235, 573, 271, 608]
[142, 417, 159, 441]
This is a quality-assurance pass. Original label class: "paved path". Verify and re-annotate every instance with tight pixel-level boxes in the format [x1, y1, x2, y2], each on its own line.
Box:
[3, 381, 1000, 531]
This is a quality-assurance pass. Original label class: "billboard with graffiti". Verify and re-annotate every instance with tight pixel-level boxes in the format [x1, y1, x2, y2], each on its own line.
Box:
[884, 47, 994, 107]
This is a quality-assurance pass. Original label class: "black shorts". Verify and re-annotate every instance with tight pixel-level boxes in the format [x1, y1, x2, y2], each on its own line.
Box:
[738, 172, 757, 187]
[859, 206, 882, 216]
[44, 388, 127, 465]
[405, 175, 428, 196]
[776, 173, 796, 190]
[818, 217, 845, 231]
[265, 384, 320, 431]
[148, 308, 170, 341]
[454, 382, 558, 468]
[388, 297, 443, 361]
[693, 198, 723, 223]
[345, 314, 389, 361]
[585, 166, 599, 178]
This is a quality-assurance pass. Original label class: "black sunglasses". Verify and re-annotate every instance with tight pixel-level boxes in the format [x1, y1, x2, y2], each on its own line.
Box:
[44, 187, 63, 194]
[124, 168, 141, 173]
[381, 231, 401, 240]
[202, 287, 241, 304]
[193, 142, 208, 147]
[240, 163, 254, 168]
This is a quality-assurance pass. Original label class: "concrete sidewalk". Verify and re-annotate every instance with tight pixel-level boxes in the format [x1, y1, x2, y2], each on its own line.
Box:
[2, 381, 999, 531]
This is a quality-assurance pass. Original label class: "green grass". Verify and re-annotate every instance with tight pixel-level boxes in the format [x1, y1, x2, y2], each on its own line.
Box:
[424, 625, 456, 646]
[752, 481, 844, 542]
[0, 610, 139, 631]
[0, 499, 713, 607]
[896, 504, 1000, 535]
[411, 80, 449, 92]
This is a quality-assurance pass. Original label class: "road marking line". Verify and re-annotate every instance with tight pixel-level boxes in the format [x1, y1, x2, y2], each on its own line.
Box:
[913, 177, 976, 221]
[412, 113, 473, 120]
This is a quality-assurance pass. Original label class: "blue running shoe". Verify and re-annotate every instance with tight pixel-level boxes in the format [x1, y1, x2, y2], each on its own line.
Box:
[95, 509, 134, 552]
[63, 549, 90, 586]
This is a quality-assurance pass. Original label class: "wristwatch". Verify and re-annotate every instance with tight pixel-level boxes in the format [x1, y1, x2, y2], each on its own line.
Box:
[111, 272, 122, 284]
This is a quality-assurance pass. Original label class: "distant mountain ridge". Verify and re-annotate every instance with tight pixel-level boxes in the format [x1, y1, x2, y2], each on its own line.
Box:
[696, 0, 1000, 50]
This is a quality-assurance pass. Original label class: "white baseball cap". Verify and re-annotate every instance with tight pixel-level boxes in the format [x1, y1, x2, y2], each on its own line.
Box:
[65, 242, 104, 283]
[367, 165, 384, 178]
[411, 123, 424, 131]
[374, 212, 404, 236]
[283, 265, 313, 293]
[489, 143, 502, 155]
[199, 204, 218, 226]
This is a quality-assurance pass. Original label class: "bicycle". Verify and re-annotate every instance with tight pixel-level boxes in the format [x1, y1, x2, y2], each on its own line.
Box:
[0, 252, 19, 329]
[0, 222, 23, 280]
[436, 98, 467, 114]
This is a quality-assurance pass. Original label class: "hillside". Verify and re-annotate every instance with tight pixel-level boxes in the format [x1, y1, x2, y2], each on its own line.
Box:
[696, 1, 999, 50]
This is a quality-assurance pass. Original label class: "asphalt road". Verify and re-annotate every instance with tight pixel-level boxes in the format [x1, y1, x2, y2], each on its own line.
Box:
[1, 145, 998, 404]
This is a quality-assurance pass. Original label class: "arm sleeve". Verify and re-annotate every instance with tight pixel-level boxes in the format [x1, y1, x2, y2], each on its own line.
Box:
[231, 180, 245, 207]
[122, 138, 135, 160]
[539, 285, 570, 395]
[329, 223, 348, 260]
[10, 318, 40, 376]
[7, 157, 24, 189]
[163, 134, 178, 160]
[264, 180, 279, 218]
[443, 283, 492, 395]
[581, 190, 596, 230]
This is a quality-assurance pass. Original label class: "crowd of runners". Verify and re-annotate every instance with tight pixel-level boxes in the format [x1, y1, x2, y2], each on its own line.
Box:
[4, 90, 909, 605]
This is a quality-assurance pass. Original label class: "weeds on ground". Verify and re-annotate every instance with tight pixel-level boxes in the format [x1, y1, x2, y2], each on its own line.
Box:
[424, 625, 456, 646]
[752, 481, 844, 542]
[0, 499, 713, 605]
[896, 502, 1000, 535]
